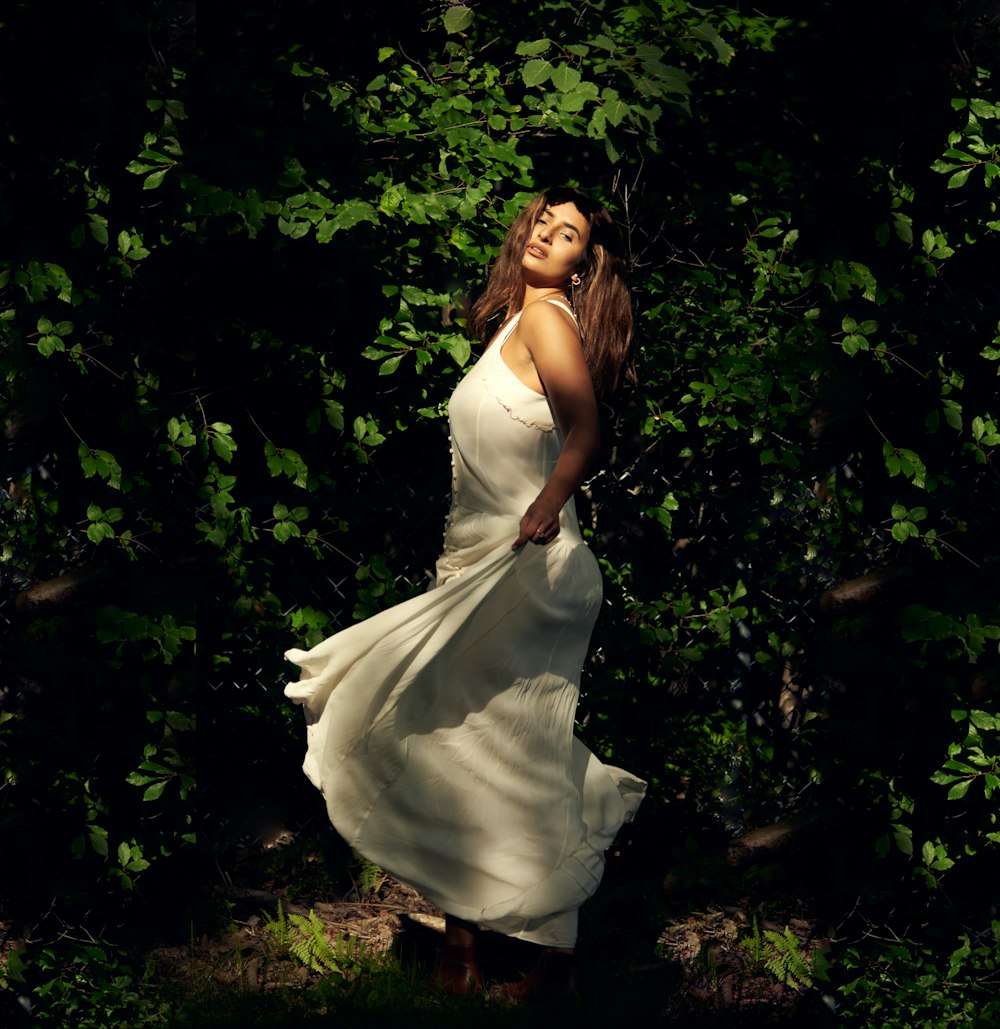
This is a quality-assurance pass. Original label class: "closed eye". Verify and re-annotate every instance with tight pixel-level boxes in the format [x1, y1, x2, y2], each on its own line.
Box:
[538, 217, 574, 242]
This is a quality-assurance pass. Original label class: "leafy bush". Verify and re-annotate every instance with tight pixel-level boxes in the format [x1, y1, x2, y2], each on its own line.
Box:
[8, 941, 166, 1029]
[836, 925, 1000, 1029]
[1, 0, 999, 1021]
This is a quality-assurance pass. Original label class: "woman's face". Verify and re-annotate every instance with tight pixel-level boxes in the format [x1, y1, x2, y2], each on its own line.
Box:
[521, 201, 590, 289]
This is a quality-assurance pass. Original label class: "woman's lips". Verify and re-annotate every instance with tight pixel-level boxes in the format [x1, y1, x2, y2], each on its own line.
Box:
[526, 244, 547, 258]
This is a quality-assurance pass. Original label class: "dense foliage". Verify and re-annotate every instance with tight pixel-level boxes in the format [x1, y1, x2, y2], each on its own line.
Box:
[2, 1, 999, 1024]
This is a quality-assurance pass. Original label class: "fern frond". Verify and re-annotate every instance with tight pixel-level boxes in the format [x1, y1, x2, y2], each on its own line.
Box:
[262, 901, 375, 978]
[739, 918, 813, 990]
[287, 909, 342, 974]
[742, 917, 769, 963]
[353, 851, 387, 894]
[261, 899, 294, 950]
[762, 926, 813, 989]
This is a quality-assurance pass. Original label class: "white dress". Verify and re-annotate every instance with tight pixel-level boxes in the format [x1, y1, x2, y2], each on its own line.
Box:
[284, 299, 646, 946]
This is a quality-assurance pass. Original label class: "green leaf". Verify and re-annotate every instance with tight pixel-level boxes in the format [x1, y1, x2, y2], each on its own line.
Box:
[442, 4, 473, 33]
[587, 107, 606, 139]
[440, 334, 471, 367]
[37, 335, 64, 357]
[86, 523, 105, 544]
[947, 167, 972, 189]
[516, 39, 551, 57]
[602, 89, 628, 126]
[522, 59, 553, 88]
[88, 214, 109, 245]
[891, 521, 917, 543]
[324, 399, 345, 431]
[930, 159, 963, 174]
[89, 827, 109, 857]
[379, 185, 405, 215]
[947, 779, 972, 800]
[211, 436, 236, 462]
[893, 824, 913, 856]
[970, 709, 999, 730]
[551, 63, 582, 93]
[332, 199, 378, 232]
[143, 781, 167, 801]
[691, 22, 735, 63]
[892, 211, 913, 244]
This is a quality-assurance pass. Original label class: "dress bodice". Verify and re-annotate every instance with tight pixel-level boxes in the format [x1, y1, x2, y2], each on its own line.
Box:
[445, 300, 580, 538]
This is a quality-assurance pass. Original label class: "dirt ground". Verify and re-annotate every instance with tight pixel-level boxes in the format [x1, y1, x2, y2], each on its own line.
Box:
[146, 849, 828, 1025]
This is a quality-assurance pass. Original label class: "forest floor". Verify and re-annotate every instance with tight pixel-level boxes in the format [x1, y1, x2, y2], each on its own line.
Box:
[143, 814, 837, 1027]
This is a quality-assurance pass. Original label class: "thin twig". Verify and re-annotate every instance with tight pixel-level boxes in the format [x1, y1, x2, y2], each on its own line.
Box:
[60, 412, 87, 446]
[923, 532, 980, 568]
[872, 344, 929, 379]
[245, 408, 271, 443]
[73, 344, 125, 380]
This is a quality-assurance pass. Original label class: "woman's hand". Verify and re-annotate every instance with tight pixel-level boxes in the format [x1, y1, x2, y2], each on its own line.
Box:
[513, 497, 561, 550]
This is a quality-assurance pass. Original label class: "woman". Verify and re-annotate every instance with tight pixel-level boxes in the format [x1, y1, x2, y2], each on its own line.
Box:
[284, 187, 645, 1002]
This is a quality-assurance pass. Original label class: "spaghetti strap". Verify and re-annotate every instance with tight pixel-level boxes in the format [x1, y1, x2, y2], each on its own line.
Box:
[541, 297, 576, 318]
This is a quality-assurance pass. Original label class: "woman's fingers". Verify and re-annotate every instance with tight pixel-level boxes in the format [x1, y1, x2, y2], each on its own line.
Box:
[512, 521, 560, 550]
[513, 498, 561, 550]
[532, 525, 559, 545]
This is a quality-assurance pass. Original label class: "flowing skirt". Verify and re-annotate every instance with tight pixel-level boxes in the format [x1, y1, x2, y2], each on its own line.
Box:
[284, 511, 645, 946]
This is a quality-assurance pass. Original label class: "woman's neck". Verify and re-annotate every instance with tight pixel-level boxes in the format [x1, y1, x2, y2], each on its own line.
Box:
[520, 284, 568, 309]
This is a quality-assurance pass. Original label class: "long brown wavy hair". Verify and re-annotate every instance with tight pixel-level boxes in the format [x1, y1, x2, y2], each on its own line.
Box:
[467, 188, 635, 397]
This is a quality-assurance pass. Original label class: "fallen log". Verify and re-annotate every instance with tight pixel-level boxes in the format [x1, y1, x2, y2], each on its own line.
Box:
[15, 567, 107, 613]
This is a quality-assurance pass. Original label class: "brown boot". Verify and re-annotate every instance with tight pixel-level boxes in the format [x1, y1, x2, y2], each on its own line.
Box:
[430, 943, 483, 996]
[496, 950, 578, 1005]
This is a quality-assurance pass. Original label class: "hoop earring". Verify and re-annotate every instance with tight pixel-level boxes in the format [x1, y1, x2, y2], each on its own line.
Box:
[570, 273, 582, 287]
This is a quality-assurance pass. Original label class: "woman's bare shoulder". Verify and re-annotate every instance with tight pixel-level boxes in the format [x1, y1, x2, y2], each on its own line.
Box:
[518, 297, 580, 340]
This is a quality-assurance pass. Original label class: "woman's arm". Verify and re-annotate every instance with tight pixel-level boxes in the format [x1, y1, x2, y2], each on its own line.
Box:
[511, 301, 600, 550]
